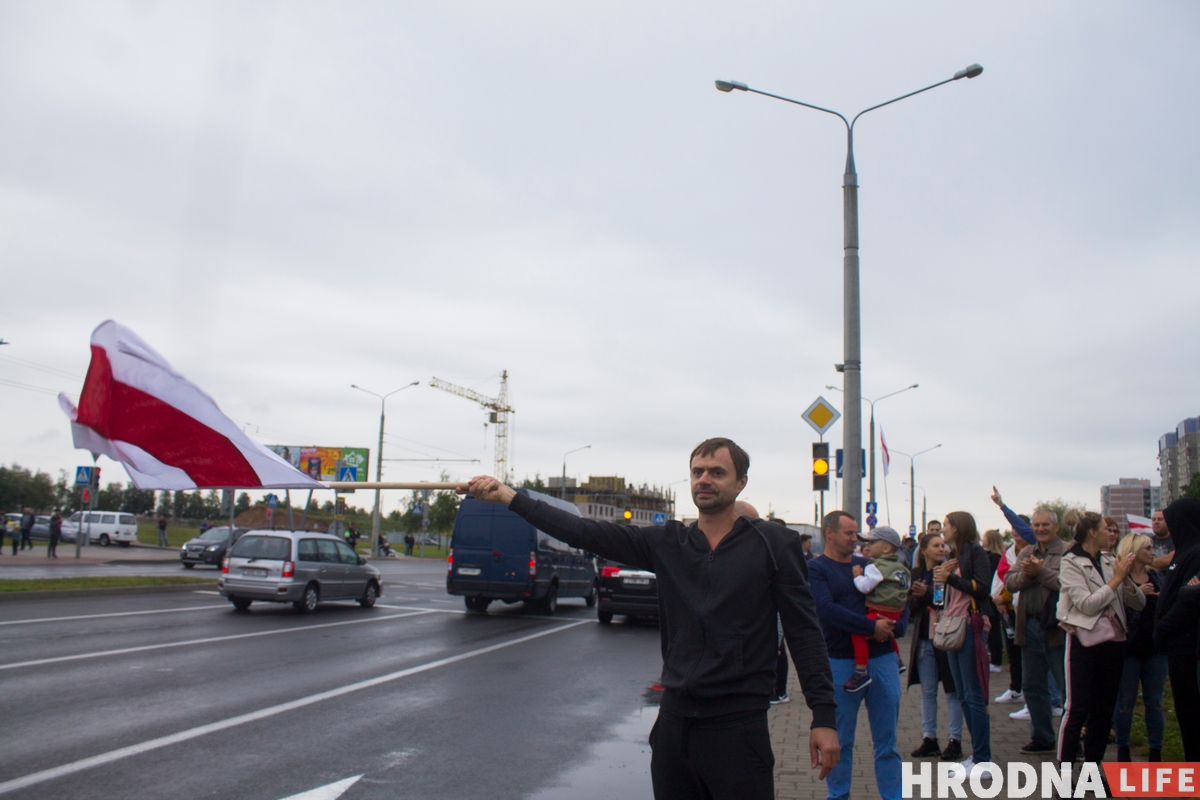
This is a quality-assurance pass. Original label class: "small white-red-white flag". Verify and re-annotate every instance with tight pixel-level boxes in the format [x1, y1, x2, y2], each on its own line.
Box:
[1127, 513, 1153, 530]
[880, 427, 891, 478]
[58, 321, 323, 491]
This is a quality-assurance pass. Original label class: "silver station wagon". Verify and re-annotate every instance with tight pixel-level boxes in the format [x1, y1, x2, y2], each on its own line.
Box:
[218, 530, 382, 613]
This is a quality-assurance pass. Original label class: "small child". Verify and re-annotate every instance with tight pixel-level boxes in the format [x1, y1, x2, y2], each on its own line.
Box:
[845, 526, 911, 693]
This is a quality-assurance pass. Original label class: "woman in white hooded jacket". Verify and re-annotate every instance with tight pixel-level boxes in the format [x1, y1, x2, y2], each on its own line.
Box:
[1056, 511, 1144, 765]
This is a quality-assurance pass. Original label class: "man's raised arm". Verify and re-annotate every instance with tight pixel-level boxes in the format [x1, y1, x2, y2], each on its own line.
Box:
[464, 476, 655, 570]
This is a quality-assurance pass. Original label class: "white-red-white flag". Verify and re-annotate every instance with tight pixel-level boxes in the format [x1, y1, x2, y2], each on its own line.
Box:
[58, 321, 323, 491]
[880, 427, 891, 478]
[1126, 513, 1153, 531]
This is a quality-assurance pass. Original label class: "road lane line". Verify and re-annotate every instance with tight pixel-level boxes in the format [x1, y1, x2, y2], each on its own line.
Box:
[279, 774, 363, 800]
[0, 610, 436, 671]
[0, 620, 588, 796]
[0, 604, 228, 627]
[378, 603, 598, 623]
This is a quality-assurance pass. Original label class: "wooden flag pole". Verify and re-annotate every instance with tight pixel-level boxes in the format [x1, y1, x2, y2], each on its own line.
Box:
[323, 481, 469, 491]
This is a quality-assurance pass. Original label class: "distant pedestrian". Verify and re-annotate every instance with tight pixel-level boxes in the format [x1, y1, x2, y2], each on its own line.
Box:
[199, 517, 210, 534]
[1149, 508, 1174, 577]
[982, 530, 1006, 673]
[404, 532, 415, 556]
[19, 508, 35, 552]
[157, 515, 169, 547]
[47, 510, 62, 558]
[800, 533, 814, 561]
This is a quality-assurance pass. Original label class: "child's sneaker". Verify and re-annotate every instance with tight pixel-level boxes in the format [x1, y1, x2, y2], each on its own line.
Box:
[898, 663, 907, 675]
[843, 670, 872, 693]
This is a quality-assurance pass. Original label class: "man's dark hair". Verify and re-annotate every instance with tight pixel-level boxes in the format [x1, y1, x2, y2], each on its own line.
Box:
[822, 510, 855, 535]
[689, 437, 750, 479]
[799, 533, 812, 542]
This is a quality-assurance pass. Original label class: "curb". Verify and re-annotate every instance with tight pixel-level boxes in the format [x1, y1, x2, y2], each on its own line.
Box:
[0, 582, 220, 602]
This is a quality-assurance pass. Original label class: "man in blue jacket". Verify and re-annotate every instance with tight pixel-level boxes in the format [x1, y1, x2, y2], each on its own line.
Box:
[809, 510, 909, 800]
[465, 437, 839, 800]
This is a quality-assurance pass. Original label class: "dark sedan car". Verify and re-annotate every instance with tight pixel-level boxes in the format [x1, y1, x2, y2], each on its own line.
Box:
[181, 526, 248, 569]
[596, 558, 658, 625]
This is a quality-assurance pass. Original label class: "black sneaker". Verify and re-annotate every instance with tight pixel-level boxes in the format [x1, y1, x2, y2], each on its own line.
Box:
[769, 694, 790, 705]
[911, 738, 941, 758]
[940, 739, 963, 761]
[1018, 741, 1056, 755]
[898, 663, 907, 675]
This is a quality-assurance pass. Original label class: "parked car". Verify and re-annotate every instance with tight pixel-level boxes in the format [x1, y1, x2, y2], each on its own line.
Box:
[218, 530, 382, 613]
[180, 526, 249, 569]
[595, 557, 659, 625]
[60, 511, 139, 546]
[446, 488, 597, 614]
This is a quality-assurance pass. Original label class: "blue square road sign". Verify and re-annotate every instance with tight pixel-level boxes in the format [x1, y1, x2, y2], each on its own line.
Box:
[75, 467, 93, 486]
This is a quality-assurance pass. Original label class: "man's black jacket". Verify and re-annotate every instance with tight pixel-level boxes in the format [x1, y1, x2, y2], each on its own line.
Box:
[508, 493, 836, 729]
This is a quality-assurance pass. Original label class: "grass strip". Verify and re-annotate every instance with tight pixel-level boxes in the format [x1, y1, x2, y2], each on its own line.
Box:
[0, 576, 217, 593]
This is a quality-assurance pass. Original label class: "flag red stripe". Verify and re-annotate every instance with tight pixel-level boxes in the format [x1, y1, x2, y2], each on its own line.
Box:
[76, 345, 261, 487]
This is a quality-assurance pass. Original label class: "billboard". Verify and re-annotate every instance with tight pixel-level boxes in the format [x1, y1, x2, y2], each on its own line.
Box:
[267, 446, 370, 482]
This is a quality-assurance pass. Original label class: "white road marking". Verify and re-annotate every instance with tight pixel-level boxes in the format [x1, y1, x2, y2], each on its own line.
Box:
[193, 590, 221, 595]
[0, 604, 227, 627]
[0, 620, 587, 796]
[379, 604, 597, 623]
[0, 610, 435, 671]
[279, 775, 363, 800]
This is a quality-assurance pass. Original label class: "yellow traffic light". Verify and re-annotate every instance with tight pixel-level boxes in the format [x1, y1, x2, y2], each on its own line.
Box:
[813, 442, 831, 491]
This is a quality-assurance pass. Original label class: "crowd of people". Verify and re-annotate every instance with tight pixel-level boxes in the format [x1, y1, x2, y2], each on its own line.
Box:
[458, 437, 1200, 800]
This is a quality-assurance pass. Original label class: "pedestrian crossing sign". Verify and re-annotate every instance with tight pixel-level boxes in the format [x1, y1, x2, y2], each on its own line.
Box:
[74, 466, 93, 486]
[338, 466, 358, 482]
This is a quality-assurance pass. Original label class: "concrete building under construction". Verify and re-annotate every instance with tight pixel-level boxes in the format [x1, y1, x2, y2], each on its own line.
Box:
[546, 476, 675, 524]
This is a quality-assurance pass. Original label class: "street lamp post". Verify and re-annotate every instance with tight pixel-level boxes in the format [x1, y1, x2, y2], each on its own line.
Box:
[351, 381, 419, 558]
[904, 482, 927, 531]
[562, 445, 591, 505]
[891, 445, 942, 532]
[826, 383, 917, 507]
[716, 64, 981, 521]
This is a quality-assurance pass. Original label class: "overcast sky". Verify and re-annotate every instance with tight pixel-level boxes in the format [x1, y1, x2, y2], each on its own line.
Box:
[2, 2, 1198, 530]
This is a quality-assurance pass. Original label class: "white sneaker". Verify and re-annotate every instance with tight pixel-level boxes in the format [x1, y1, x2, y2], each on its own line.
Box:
[989, 664, 1002, 673]
[969, 762, 998, 782]
[957, 757, 975, 773]
[1052, 706, 1063, 717]
[995, 689, 1023, 704]
[1009, 706, 1031, 720]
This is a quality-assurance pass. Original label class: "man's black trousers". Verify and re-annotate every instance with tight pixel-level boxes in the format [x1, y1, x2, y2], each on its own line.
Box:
[650, 708, 774, 800]
[1169, 652, 1200, 761]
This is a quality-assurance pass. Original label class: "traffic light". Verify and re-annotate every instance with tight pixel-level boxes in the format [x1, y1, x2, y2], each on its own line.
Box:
[82, 488, 90, 504]
[335, 497, 346, 517]
[812, 443, 830, 491]
[623, 508, 632, 522]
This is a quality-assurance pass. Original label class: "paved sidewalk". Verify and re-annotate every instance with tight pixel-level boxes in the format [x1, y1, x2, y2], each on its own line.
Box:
[770, 631, 1112, 799]
[0, 542, 180, 566]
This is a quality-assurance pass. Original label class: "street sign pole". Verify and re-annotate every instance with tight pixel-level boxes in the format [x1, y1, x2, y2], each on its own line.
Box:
[420, 489, 430, 558]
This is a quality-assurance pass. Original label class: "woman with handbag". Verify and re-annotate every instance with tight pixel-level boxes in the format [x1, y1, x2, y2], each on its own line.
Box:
[932, 511, 995, 776]
[907, 532, 965, 761]
[1056, 512, 1143, 765]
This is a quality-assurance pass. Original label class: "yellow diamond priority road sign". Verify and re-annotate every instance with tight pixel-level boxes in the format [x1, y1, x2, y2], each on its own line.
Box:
[802, 396, 841, 436]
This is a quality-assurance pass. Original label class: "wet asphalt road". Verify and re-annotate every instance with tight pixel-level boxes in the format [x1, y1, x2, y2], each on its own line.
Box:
[0, 559, 662, 799]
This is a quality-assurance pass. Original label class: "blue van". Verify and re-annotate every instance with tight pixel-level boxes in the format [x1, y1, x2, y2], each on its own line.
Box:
[447, 489, 597, 614]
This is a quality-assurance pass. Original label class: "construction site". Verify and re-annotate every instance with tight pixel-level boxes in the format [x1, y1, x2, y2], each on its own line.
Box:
[544, 475, 676, 524]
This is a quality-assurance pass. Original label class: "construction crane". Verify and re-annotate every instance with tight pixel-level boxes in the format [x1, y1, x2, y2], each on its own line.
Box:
[429, 370, 513, 483]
